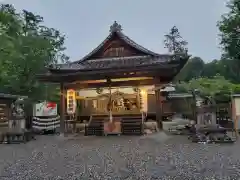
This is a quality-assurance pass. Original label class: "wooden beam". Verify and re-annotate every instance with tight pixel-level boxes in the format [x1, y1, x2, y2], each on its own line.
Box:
[155, 89, 162, 129]
[38, 65, 178, 83]
[64, 78, 169, 89]
[68, 77, 154, 86]
[60, 83, 66, 134]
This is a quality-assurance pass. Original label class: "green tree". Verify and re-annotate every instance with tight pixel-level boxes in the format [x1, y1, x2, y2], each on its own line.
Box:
[218, 0, 240, 82]
[175, 75, 233, 97]
[176, 57, 205, 81]
[0, 4, 69, 100]
[164, 26, 188, 54]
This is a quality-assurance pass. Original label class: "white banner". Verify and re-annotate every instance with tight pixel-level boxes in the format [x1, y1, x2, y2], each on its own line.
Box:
[33, 101, 58, 117]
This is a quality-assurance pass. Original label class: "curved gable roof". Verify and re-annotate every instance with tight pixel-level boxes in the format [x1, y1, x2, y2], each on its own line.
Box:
[73, 21, 160, 64]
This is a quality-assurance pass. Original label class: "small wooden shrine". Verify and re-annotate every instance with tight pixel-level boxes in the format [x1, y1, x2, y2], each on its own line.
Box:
[37, 21, 189, 135]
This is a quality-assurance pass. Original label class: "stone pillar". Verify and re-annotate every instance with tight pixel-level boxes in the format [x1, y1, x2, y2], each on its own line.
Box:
[155, 87, 163, 129]
[60, 83, 66, 135]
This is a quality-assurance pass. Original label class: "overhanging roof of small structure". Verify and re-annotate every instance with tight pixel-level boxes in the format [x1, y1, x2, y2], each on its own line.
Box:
[0, 93, 28, 100]
[37, 21, 189, 83]
[232, 94, 240, 97]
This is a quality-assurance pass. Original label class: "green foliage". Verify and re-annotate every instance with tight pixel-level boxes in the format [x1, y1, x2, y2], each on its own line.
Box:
[176, 0, 240, 83]
[218, 0, 240, 81]
[163, 26, 188, 54]
[176, 56, 240, 83]
[175, 75, 235, 102]
[0, 4, 69, 101]
[176, 75, 230, 94]
[175, 0, 240, 101]
[177, 57, 205, 81]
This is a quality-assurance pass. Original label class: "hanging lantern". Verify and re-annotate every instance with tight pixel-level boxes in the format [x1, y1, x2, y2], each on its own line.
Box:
[67, 89, 76, 114]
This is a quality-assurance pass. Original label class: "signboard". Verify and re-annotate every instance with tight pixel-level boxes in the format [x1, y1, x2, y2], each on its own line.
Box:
[67, 89, 76, 114]
[34, 101, 57, 117]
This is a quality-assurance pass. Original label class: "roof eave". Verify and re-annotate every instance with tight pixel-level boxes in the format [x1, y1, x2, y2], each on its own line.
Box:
[45, 54, 189, 74]
[37, 62, 182, 83]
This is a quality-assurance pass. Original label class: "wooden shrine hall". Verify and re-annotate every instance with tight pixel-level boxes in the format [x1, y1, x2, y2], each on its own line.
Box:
[37, 21, 189, 136]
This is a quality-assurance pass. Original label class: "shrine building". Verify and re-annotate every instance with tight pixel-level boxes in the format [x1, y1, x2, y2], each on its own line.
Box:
[37, 21, 189, 136]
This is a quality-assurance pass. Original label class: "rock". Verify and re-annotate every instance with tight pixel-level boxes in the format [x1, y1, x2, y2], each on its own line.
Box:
[144, 129, 153, 134]
[144, 122, 159, 132]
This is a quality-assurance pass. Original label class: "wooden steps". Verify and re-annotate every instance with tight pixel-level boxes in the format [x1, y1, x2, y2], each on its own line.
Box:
[121, 115, 143, 135]
[84, 115, 105, 136]
[85, 114, 144, 136]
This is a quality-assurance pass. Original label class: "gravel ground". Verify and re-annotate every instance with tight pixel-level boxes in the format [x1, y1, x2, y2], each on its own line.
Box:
[0, 133, 240, 180]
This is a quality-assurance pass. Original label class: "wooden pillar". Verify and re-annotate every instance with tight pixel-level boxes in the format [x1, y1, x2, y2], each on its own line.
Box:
[192, 91, 197, 122]
[235, 116, 239, 139]
[60, 83, 66, 135]
[136, 88, 141, 110]
[232, 97, 239, 139]
[155, 88, 163, 129]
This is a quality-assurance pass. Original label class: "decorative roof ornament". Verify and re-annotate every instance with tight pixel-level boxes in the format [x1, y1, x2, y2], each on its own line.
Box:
[109, 21, 122, 32]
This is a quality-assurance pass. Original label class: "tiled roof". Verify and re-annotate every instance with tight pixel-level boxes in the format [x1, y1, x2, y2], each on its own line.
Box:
[47, 22, 189, 73]
[51, 55, 173, 71]
[72, 21, 161, 63]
